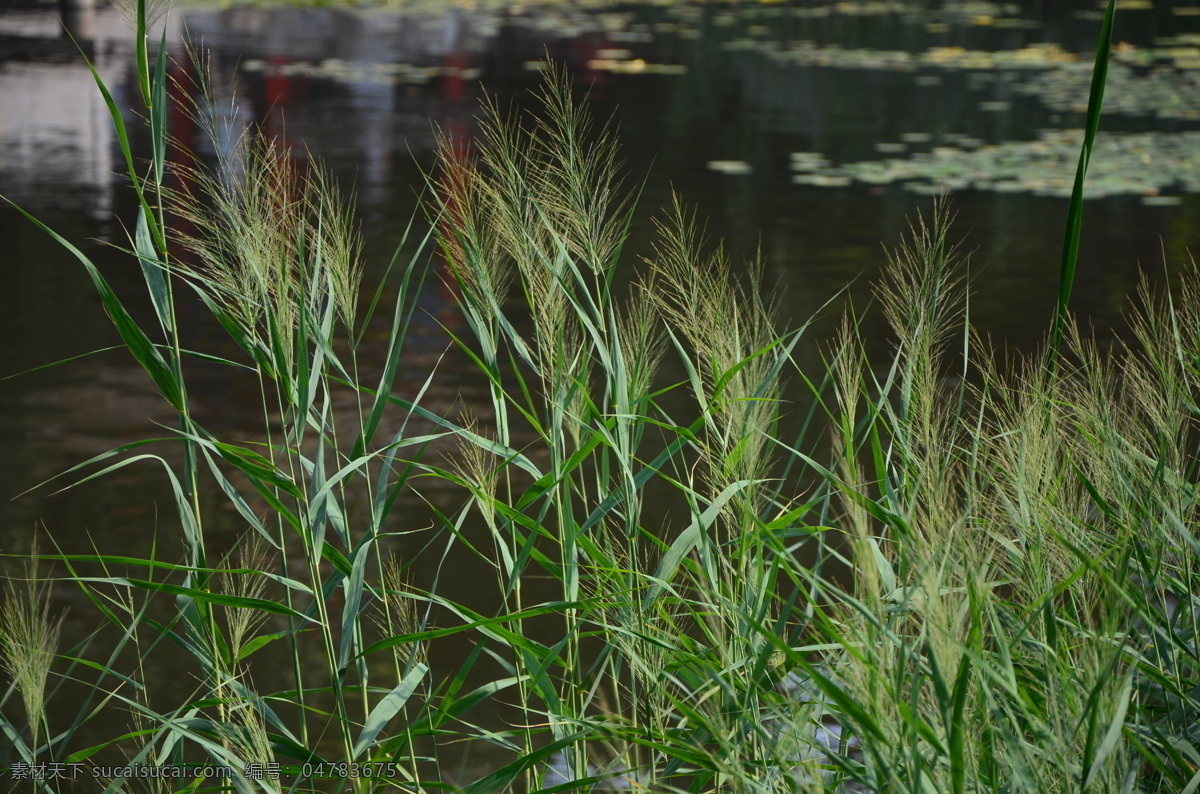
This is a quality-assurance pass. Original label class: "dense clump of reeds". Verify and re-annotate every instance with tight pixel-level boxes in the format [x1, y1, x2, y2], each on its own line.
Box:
[6, 0, 1200, 792]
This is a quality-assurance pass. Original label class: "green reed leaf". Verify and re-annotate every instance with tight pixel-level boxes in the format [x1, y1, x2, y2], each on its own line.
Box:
[351, 663, 428, 759]
[3, 200, 181, 409]
[1050, 0, 1116, 361]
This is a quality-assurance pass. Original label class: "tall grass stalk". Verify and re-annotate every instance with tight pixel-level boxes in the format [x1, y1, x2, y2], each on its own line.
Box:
[5, 2, 1199, 793]
[1050, 0, 1116, 362]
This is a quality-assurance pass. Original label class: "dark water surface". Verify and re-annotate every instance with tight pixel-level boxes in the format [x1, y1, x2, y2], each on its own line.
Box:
[3, 0, 1200, 781]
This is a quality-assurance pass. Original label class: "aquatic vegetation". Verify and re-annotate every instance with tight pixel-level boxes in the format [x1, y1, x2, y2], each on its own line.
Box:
[1015, 60, 1200, 120]
[237, 58, 469, 87]
[707, 159, 754, 174]
[795, 129, 1200, 198]
[735, 40, 1080, 73]
[5, 1, 1200, 792]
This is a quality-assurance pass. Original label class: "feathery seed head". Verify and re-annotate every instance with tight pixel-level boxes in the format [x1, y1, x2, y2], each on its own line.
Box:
[170, 58, 365, 371]
[0, 553, 63, 754]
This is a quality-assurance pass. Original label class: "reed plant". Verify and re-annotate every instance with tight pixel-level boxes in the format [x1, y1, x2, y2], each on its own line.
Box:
[6, 0, 1200, 792]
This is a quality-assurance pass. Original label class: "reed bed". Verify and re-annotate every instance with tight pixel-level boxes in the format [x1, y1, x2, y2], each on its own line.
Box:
[6, 1, 1200, 792]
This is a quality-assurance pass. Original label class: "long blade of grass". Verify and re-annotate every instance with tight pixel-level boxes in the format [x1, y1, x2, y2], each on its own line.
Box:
[3, 200, 182, 409]
[352, 246, 429, 460]
[644, 479, 766, 606]
[150, 24, 168, 187]
[1049, 0, 1116, 361]
[135, 207, 173, 336]
[72, 577, 319, 622]
[351, 662, 429, 759]
[1083, 671, 1134, 789]
[462, 731, 589, 794]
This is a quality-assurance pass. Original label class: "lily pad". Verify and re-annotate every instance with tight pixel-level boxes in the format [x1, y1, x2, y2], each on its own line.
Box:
[793, 130, 1200, 199]
[707, 160, 753, 175]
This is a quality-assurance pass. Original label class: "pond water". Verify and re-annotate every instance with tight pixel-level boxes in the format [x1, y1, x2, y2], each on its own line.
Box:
[3, 0, 1200, 783]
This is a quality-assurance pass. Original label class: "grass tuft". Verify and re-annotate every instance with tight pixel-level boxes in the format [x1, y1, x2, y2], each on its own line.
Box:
[0, 548, 63, 760]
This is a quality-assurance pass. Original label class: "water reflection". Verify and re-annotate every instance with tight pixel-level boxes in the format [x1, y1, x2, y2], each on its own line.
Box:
[3, 0, 1200, 783]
